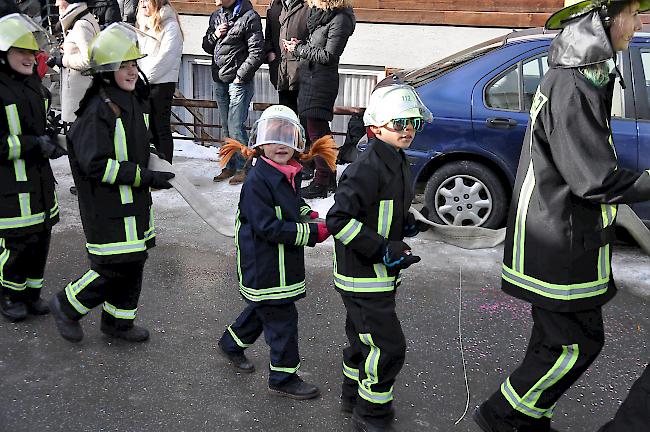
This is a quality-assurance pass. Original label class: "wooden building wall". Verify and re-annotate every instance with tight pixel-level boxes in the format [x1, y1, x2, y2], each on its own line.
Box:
[171, 0, 568, 28]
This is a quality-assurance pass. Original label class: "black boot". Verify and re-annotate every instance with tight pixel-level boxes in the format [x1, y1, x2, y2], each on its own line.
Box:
[49, 296, 83, 342]
[101, 323, 150, 342]
[217, 342, 255, 373]
[351, 410, 396, 432]
[341, 396, 356, 414]
[26, 298, 50, 315]
[69, 186, 77, 195]
[268, 375, 320, 400]
[0, 295, 27, 322]
[300, 181, 328, 199]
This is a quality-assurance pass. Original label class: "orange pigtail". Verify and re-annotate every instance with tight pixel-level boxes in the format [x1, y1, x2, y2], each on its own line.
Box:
[299, 135, 338, 171]
[218, 138, 255, 168]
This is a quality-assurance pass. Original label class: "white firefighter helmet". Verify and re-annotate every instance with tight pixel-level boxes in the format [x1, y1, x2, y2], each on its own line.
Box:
[249, 105, 307, 152]
[363, 84, 433, 127]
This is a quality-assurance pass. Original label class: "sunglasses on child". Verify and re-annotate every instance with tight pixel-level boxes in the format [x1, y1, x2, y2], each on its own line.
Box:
[385, 118, 425, 132]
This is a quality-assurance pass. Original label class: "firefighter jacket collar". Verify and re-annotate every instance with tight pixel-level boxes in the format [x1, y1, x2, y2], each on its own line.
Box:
[102, 86, 137, 115]
[371, 138, 408, 175]
[549, 11, 614, 69]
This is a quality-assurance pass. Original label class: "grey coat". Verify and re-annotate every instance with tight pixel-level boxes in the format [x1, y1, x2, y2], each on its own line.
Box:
[202, 0, 264, 84]
[276, 0, 309, 92]
[294, 7, 355, 120]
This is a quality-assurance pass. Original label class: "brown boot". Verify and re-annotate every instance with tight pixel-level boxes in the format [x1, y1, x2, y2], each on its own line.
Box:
[213, 168, 235, 182]
[228, 170, 247, 185]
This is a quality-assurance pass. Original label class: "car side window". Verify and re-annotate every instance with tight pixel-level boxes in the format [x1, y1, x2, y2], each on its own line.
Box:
[639, 51, 650, 116]
[522, 55, 548, 111]
[485, 65, 520, 111]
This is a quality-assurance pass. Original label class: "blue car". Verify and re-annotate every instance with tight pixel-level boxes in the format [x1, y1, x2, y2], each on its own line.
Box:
[386, 28, 650, 228]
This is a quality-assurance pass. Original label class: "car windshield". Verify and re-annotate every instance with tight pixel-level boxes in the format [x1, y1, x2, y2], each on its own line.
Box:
[403, 28, 552, 87]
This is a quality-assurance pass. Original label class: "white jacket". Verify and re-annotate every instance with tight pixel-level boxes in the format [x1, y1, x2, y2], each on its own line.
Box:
[137, 5, 183, 85]
[60, 3, 100, 123]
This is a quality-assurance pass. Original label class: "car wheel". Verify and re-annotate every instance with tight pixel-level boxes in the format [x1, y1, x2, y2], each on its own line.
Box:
[423, 161, 507, 229]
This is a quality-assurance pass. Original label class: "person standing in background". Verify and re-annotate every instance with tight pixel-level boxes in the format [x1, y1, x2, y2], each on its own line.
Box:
[284, 0, 355, 199]
[137, 0, 183, 163]
[202, 0, 264, 185]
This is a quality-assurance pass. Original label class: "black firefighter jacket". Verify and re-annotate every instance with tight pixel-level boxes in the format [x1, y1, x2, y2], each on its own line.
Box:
[66, 86, 155, 264]
[235, 157, 318, 305]
[0, 70, 59, 238]
[327, 138, 414, 298]
[202, 0, 264, 84]
[502, 13, 650, 312]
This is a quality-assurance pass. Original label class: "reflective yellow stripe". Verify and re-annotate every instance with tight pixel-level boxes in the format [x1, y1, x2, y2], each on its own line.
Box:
[358, 333, 393, 404]
[270, 362, 301, 374]
[65, 270, 100, 315]
[299, 205, 311, 216]
[377, 200, 393, 238]
[335, 218, 362, 245]
[521, 344, 579, 411]
[102, 159, 120, 184]
[5, 104, 21, 134]
[7, 135, 20, 160]
[25, 278, 43, 289]
[5, 104, 28, 182]
[18, 193, 30, 217]
[502, 264, 609, 300]
[0, 201, 58, 230]
[343, 362, 359, 381]
[134, 165, 141, 187]
[239, 280, 306, 302]
[275, 206, 286, 287]
[512, 161, 535, 272]
[143, 113, 150, 129]
[103, 301, 137, 319]
[227, 325, 251, 348]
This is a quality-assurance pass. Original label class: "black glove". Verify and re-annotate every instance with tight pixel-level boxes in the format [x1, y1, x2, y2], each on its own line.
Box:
[382, 240, 421, 270]
[37, 135, 67, 159]
[141, 169, 175, 189]
[404, 208, 431, 237]
[46, 55, 63, 68]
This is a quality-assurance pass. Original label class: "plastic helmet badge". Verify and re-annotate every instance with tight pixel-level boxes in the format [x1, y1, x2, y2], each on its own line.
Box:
[0, 13, 51, 52]
[363, 84, 433, 127]
[249, 105, 307, 152]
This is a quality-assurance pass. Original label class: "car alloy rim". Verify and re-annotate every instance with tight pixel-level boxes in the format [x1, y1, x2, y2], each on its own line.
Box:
[435, 174, 493, 226]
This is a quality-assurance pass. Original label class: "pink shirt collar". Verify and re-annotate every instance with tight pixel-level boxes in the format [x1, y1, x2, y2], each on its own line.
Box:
[261, 156, 303, 190]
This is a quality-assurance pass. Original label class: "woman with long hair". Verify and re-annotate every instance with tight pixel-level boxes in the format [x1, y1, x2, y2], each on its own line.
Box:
[136, 0, 183, 163]
[284, 0, 355, 198]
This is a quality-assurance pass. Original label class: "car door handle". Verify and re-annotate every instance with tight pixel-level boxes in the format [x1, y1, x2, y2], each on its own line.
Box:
[486, 117, 518, 129]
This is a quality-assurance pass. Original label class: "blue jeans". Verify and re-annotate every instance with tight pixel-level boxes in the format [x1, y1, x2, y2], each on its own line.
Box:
[213, 80, 255, 172]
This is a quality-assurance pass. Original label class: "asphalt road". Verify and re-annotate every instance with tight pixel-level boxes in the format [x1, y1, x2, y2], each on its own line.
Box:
[0, 156, 648, 432]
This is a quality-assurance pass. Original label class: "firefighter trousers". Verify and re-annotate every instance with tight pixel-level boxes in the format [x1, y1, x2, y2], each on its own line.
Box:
[599, 364, 650, 432]
[484, 305, 604, 431]
[0, 230, 51, 303]
[56, 259, 147, 330]
[340, 294, 406, 427]
[219, 301, 300, 386]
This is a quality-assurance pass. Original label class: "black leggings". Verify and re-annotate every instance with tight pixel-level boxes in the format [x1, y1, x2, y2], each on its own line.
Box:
[149, 82, 176, 163]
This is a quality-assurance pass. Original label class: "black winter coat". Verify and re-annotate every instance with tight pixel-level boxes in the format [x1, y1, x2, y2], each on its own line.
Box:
[235, 157, 318, 305]
[264, 0, 282, 88]
[0, 71, 59, 238]
[202, 0, 264, 84]
[67, 86, 155, 264]
[326, 138, 414, 298]
[87, 0, 121, 26]
[295, 7, 355, 121]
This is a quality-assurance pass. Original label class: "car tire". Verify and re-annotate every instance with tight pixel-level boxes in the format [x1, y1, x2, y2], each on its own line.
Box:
[423, 160, 507, 229]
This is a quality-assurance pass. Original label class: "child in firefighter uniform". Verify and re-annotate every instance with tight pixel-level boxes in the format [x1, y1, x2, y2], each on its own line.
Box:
[49, 23, 175, 343]
[0, 13, 67, 322]
[474, 1, 650, 431]
[216, 105, 337, 399]
[326, 84, 431, 432]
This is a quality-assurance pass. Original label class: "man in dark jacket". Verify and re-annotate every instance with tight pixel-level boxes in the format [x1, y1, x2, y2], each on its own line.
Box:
[202, 0, 264, 185]
[474, 1, 650, 431]
[86, 0, 120, 26]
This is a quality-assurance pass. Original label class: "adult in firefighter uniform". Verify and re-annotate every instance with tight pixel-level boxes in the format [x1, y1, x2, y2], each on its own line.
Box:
[474, 1, 650, 431]
[49, 23, 175, 343]
[326, 84, 431, 432]
[0, 13, 67, 321]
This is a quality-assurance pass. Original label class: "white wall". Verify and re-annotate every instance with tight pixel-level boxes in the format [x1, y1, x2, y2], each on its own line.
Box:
[179, 14, 511, 70]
